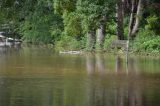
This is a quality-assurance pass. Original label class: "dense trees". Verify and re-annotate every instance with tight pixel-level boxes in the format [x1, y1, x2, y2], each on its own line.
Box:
[0, 0, 160, 52]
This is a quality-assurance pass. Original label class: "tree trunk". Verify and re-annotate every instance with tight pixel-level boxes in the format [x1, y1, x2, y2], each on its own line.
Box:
[117, 0, 125, 40]
[127, 0, 136, 54]
[128, 0, 143, 39]
[131, 0, 143, 37]
[128, 0, 136, 40]
[87, 30, 96, 50]
[97, 23, 106, 49]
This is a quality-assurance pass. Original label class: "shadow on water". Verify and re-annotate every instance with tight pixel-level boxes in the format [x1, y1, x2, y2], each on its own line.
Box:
[0, 47, 160, 106]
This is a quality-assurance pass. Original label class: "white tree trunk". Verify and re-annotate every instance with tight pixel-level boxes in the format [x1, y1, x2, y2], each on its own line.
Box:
[131, 0, 143, 37]
[128, 0, 135, 40]
[97, 24, 106, 49]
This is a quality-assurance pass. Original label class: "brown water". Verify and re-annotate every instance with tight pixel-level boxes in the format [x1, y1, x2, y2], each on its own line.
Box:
[0, 46, 160, 106]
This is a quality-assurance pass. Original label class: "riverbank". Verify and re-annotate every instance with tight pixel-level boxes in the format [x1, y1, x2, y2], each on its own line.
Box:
[55, 49, 160, 59]
[52, 31, 160, 57]
[19, 42, 160, 58]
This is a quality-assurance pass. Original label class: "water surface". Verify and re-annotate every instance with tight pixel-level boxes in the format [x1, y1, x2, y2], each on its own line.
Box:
[0, 46, 160, 106]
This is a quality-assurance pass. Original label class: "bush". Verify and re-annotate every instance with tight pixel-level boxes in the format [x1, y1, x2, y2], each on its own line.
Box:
[132, 29, 160, 53]
[103, 35, 117, 50]
[55, 34, 86, 51]
[145, 15, 160, 35]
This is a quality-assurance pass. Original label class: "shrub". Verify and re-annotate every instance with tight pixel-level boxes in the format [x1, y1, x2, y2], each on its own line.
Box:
[132, 29, 160, 53]
[55, 34, 86, 51]
[103, 35, 117, 50]
[145, 15, 160, 35]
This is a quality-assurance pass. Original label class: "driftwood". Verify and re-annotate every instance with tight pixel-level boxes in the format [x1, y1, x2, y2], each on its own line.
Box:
[59, 50, 82, 54]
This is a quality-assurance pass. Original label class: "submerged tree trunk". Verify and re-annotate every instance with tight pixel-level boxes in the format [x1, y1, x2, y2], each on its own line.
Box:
[131, 0, 143, 37]
[117, 0, 125, 40]
[97, 17, 106, 49]
[87, 30, 96, 50]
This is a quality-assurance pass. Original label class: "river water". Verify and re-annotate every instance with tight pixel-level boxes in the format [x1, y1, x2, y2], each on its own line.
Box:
[0, 46, 160, 106]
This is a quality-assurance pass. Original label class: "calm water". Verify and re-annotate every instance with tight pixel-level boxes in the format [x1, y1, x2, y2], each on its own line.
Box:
[0, 46, 160, 106]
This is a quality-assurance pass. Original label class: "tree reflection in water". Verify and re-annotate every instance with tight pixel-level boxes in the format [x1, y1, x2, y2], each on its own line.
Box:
[0, 53, 159, 106]
[85, 54, 159, 106]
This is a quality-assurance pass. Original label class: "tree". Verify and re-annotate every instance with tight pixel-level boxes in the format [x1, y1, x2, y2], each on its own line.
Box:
[128, 0, 143, 39]
[116, 0, 125, 40]
[131, 0, 143, 37]
[97, 16, 107, 49]
[77, 0, 116, 50]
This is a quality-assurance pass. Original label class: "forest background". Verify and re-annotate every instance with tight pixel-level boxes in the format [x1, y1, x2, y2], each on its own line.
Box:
[0, 0, 160, 54]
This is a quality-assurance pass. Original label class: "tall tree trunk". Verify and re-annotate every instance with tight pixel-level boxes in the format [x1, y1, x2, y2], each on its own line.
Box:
[128, 0, 143, 39]
[87, 30, 96, 50]
[97, 16, 106, 49]
[117, 0, 125, 40]
[127, 0, 136, 54]
[128, 0, 136, 40]
[131, 0, 143, 37]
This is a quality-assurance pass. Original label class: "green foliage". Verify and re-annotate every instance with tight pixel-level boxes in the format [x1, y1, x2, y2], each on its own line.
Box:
[63, 12, 83, 36]
[145, 15, 160, 35]
[106, 20, 116, 35]
[18, 0, 63, 44]
[76, 0, 100, 31]
[54, 0, 77, 15]
[132, 29, 160, 53]
[0, 0, 160, 55]
[76, 0, 116, 32]
[55, 34, 86, 50]
[103, 35, 117, 50]
[50, 28, 62, 43]
[20, 19, 52, 44]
